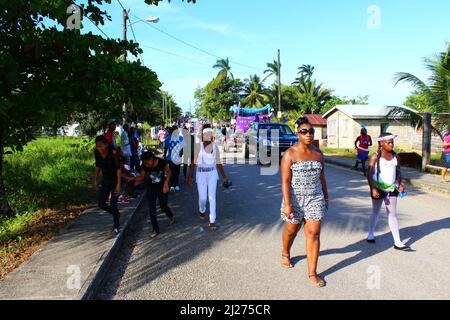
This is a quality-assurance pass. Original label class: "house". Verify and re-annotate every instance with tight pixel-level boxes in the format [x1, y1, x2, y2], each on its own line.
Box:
[300, 114, 328, 147]
[322, 105, 420, 150]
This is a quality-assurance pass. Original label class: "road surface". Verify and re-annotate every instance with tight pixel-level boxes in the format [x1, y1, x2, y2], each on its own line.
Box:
[96, 153, 450, 300]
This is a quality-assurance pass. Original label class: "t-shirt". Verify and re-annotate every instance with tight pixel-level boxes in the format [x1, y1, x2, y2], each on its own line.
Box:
[121, 131, 131, 157]
[444, 135, 450, 153]
[166, 135, 184, 163]
[158, 129, 168, 142]
[104, 130, 116, 148]
[95, 148, 120, 186]
[142, 159, 168, 189]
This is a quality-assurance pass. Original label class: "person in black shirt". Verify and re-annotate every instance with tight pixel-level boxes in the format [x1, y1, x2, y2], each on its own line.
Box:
[93, 135, 122, 237]
[136, 151, 176, 238]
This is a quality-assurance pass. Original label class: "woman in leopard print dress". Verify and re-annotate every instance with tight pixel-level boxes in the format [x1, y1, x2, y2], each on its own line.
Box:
[280, 117, 329, 287]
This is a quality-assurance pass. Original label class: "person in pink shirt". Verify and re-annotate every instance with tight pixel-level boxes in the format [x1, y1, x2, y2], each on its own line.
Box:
[441, 126, 450, 183]
[157, 125, 168, 151]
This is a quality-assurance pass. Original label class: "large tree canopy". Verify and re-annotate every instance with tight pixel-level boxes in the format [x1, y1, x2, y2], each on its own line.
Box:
[0, 0, 195, 216]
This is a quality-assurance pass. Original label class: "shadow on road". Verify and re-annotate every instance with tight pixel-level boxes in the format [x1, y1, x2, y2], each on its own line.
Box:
[95, 161, 448, 299]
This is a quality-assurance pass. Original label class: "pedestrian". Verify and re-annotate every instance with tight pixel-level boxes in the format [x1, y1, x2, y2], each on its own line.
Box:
[121, 124, 132, 165]
[129, 125, 140, 170]
[93, 135, 122, 237]
[280, 117, 328, 287]
[136, 151, 176, 238]
[353, 126, 373, 176]
[366, 132, 410, 250]
[440, 125, 450, 183]
[166, 125, 184, 192]
[187, 124, 229, 231]
[158, 125, 168, 151]
[104, 118, 117, 148]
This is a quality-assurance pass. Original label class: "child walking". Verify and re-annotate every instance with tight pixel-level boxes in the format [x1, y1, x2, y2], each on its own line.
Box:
[366, 132, 410, 250]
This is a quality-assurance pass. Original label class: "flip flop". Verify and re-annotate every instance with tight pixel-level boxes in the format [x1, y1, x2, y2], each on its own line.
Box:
[308, 274, 326, 287]
[281, 255, 293, 269]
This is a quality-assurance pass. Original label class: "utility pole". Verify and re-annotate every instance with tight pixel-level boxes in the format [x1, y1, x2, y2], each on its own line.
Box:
[422, 113, 432, 171]
[277, 49, 282, 118]
[122, 8, 130, 125]
[169, 96, 172, 125]
[162, 92, 165, 125]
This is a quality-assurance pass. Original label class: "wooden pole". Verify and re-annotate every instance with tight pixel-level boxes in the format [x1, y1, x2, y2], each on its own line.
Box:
[422, 112, 432, 171]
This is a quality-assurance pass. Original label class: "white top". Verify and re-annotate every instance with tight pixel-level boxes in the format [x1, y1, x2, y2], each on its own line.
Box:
[372, 155, 398, 188]
[197, 143, 217, 169]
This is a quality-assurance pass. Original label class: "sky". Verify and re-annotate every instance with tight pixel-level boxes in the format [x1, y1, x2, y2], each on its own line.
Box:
[82, 0, 450, 113]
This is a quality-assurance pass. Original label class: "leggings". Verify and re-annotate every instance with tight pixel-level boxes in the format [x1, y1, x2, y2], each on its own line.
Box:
[98, 184, 120, 230]
[146, 187, 174, 233]
[169, 161, 181, 188]
[368, 195, 403, 247]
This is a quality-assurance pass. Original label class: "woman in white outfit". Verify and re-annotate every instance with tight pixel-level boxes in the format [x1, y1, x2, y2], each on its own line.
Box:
[187, 124, 228, 231]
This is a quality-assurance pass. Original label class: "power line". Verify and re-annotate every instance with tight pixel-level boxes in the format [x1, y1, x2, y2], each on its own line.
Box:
[86, 15, 110, 39]
[131, 14, 265, 72]
[116, 0, 126, 11]
[140, 43, 205, 65]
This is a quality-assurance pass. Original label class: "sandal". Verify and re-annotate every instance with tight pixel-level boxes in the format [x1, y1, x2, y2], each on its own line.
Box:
[281, 255, 293, 269]
[209, 223, 217, 231]
[149, 232, 159, 239]
[308, 274, 326, 287]
[199, 213, 206, 221]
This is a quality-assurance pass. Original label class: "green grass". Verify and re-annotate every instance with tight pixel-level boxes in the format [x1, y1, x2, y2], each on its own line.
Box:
[0, 137, 96, 244]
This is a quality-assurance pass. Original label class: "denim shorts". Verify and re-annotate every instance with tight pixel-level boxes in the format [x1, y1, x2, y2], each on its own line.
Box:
[443, 153, 450, 168]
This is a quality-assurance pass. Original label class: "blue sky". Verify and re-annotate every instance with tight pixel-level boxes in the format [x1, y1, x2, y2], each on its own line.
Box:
[82, 0, 450, 113]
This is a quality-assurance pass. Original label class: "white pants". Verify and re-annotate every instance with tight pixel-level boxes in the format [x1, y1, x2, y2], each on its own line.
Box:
[196, 170, 219, 223]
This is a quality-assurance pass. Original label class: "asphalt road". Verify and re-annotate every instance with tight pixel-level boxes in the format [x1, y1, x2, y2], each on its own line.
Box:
[96, 153, 450, 300]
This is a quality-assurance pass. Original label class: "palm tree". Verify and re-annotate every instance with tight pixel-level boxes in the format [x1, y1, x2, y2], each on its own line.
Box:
[264, 60, 281, 107]
[389, 44, 450, 138]
[293, 64, 315, 85]
[213, 58, 234, 80]
[242, 75, 270, 108]
[296, 78, 333, 113]
[263, 60, 280, 81]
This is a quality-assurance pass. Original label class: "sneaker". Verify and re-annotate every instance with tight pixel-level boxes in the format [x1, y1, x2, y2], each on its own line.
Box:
[175, 186, 180, 192]
[121, 197, 129, 203]
[170, 187, 175, 193]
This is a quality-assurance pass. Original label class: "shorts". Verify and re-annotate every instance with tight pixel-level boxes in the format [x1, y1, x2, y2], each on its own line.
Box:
[371, 188, 399, 200]
[280, 195, 326, 224]
[442, 153, 450, 168]
[357, 153, 369, 161]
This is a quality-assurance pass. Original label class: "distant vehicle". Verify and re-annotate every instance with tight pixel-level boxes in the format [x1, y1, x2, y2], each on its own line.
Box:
[243, 123, 298, 165]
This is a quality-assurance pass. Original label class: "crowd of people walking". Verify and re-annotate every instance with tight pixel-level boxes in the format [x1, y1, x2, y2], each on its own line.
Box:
[92, 116, 449, 287]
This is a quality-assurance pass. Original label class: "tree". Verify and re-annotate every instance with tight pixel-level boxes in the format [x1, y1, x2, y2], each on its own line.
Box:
[241, 75, 270, 108]
[195, 77, 242, 120]
[389, 44, 450, 138]
[213, 58, 234, 80]
[0, 0, 194, 217]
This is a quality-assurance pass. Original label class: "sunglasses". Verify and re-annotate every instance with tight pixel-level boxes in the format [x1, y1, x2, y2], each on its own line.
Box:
[298, 128, 315, 135]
